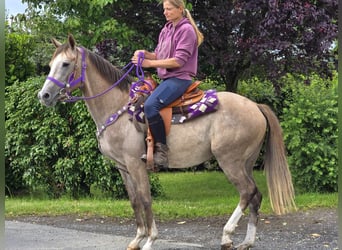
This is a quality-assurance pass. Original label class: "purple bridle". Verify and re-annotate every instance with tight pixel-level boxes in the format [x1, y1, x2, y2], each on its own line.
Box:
[46, 47, 152, 103]
[46, 47, 87, 92]
[46, 46, 155, 137]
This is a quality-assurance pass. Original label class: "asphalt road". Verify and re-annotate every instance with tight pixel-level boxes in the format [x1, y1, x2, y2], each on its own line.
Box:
[5, 220, 203, 250]
[5, 208, 339, 250]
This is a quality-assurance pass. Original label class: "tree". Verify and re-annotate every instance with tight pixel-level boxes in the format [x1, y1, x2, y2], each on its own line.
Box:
[22, 0, 160, 49]
[193, 0, 338, 92]
[5, 11, 63, 79]
[22, 0, 337, 92]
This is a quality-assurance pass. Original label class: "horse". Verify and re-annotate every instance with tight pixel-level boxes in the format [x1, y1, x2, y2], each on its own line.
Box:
[38, 34, 296, 250]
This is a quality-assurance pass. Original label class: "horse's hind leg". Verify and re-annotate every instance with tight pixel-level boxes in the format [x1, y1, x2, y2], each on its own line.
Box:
[234, 155, 263, 249]
[235, 188, 262, 250]
[220, 161, 260, 250]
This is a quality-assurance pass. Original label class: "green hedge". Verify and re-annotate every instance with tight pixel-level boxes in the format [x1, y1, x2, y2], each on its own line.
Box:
[238, 75, 337, 193]
[6, 74, 337, 197]
[280, 74, 337, 193]
[237, 77, 282, 114]
[5, 76, 163, 198]
[5, 33, 37, 86]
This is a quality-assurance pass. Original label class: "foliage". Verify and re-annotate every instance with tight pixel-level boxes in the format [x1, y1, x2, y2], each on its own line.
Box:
[193, 0, 338, 92]
[199, 78, 225, 92]
[237, 77, 281, 114]
[19, 0, 337, 93]
[280, 74, 337, 193]
[5, 76, 162, 199]
[5, 31, 36, 86]
[21, 0, 158, 50]
[6, 12, 63, 79]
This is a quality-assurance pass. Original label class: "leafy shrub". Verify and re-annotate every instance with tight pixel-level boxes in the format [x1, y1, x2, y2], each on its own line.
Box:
[5, 32, 37, 86]
[5, 76, 163, 198]
[200, 78, 226, 92]
[202, 76, 282, 113]
[237, 77, 281, 115]
[280, 74, 337, 193]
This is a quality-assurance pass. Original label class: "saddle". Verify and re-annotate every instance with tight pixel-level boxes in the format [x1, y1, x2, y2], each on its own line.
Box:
[129, 73, 218, 170]
[161, 80, 204, 135]
[130, 73, 206, 134]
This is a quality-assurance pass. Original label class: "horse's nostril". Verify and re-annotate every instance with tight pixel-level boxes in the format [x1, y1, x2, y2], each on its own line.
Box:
[43, 93, 50, 100]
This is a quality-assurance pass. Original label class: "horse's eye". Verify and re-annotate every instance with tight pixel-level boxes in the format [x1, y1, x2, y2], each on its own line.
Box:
[62, 62, 70, 67]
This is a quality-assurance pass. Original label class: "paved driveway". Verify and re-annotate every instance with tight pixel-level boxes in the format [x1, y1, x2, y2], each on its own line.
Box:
[5, 221, 203, 250]
[5, 208, 339, 250]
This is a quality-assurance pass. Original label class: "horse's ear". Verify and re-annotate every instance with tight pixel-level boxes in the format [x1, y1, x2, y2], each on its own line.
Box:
[51, 38, 61, 48]
[68, 34, 76, 50]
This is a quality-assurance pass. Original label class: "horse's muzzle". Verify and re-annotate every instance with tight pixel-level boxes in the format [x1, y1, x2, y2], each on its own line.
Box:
[37, 90, 59, 107]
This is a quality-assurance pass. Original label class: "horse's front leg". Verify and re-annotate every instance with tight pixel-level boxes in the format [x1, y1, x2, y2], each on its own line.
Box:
[141, 219, 158, 250]
[119, 169, 147, 250]
[137, 169, 158, 250]
[128, 207, 158, 250]
[119, 167, 158, 250]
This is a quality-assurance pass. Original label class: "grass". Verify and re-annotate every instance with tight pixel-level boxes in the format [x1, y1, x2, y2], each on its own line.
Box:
[5, 171, 337, 220]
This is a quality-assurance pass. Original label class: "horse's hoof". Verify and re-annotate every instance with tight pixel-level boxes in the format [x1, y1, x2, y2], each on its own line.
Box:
[221, 243, 234, 250]
[127, 247, 140, 250]
[234, 243, 252, 250]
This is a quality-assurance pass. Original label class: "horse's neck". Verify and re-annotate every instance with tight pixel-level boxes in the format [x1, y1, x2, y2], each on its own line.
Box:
[82, 70, 129, 128]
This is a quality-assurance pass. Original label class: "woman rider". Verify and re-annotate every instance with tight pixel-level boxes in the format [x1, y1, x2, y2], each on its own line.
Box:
[132, 0, 204, 168]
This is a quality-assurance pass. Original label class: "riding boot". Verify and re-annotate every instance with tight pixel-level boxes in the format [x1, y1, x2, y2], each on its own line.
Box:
[154, 142, 169, 167]
[142, 114, 169, 168]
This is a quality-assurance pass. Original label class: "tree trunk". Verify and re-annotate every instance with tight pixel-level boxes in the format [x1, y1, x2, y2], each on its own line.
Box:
[224, 72, 239, 93]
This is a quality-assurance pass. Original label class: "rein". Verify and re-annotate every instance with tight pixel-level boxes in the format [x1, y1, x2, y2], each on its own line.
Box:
[47, 47, 151, 103]
[46, 47, 155, 137]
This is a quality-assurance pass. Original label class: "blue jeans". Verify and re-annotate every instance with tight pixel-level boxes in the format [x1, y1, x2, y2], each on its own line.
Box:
[144, 77, 192, 120]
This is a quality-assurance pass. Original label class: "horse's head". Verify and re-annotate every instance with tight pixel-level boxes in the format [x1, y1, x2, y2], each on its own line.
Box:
[38, 34, 82, 107]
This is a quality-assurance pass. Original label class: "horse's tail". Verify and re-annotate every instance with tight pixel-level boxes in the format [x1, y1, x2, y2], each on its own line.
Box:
[257, 104, 297, 215]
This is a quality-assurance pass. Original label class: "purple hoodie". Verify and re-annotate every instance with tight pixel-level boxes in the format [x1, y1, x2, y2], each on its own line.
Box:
[154, 17, 198, 80]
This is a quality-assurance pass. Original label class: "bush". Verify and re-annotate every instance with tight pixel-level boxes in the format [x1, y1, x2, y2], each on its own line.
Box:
[237, 77, 282, 115]
[5, 76, 163, 198]
[200, 78, 226, 92]
[5, 32, 37, 86]
[280, 74, 337, 193]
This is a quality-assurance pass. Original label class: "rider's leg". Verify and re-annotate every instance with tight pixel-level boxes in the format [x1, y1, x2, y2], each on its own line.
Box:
[143, 78, 192, 167]
[148, 114, 169, 167]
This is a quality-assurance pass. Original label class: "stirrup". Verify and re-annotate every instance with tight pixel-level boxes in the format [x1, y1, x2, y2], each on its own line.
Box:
[141, 153, 147, 163]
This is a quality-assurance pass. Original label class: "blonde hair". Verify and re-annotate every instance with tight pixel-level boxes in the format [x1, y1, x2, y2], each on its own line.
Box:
[162, 0, 204, 46]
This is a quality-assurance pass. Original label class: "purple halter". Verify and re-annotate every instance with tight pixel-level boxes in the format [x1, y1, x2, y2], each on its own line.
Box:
[45, 48, 153, 137]
[46, 47, 149, 103]
[47, 47, 87, 91]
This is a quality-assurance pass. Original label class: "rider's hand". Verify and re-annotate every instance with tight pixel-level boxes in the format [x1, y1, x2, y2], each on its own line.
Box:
[131, 50, 145, 65]
[133, 50, 146, 58]
[132, 50, 145, 63]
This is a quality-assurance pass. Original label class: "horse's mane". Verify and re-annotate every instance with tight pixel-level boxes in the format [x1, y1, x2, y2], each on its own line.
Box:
[86, 49, 133, 92]
[54, 43, 133, 92]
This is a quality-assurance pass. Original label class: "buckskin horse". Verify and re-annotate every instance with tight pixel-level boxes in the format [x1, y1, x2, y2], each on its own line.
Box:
[38, 34, 296, 250]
